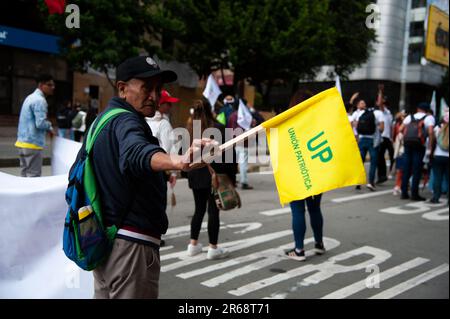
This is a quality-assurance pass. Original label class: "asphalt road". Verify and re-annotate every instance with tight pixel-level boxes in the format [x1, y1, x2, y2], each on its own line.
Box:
[159, 171, 449, 299]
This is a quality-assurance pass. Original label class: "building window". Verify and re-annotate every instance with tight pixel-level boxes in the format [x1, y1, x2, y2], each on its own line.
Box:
[410, 21, 424, 37]
[408, 43, 424, 64]
[412, 0, 426, 8]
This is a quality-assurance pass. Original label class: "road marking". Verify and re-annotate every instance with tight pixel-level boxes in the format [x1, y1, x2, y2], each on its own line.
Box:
[160, 230, 292, 272]
[380, 201, 446, 215]
[179, 238, 340, 287]
[320, 257, 429, 299]
[369, 264, 449, 299]
[160, 246, 174, 252]
[259, 207, 291, 216]
[228, 246, 391, 296]
[422, 208, 449, 221]
[331, 190, 392, 203]
[164, 222, 262, 240]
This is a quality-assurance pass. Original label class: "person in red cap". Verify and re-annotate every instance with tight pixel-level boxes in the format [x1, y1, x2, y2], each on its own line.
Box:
[146, 90, 180, 187]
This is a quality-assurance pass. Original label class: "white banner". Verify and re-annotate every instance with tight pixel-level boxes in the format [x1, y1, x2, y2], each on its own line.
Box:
[0, 137, 93, 298]
[51, 136, 82, 176]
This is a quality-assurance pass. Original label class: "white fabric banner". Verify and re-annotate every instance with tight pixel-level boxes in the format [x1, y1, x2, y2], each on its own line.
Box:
[0, 137, 93, 298]
[202, 74, 222, 110]
[237, 99, 253, 131]
[51, 137, 82, 176]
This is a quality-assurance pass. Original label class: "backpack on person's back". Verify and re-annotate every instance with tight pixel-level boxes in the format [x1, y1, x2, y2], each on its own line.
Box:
[357, 109, 376, 135]
[63, 108, 130, 271]
[403, 115, 427, 148]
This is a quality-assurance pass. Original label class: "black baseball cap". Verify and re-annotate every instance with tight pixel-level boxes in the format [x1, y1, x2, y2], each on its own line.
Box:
[116, 56, 177, 83]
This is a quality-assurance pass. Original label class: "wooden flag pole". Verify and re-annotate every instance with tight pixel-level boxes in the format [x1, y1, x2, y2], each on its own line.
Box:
[191, 124, 266, 165]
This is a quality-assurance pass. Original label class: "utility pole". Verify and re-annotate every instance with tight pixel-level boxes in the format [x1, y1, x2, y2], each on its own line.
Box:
[399, 0, 412, 111]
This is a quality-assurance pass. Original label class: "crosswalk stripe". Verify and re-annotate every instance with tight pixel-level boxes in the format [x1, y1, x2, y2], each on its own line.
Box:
[161, 230, 292, 272]
[259, 207, 291, 216]
[320, 257, 429, 299]
[369, 264, 449, 299]
[331, 190, 392, 203]
[200, 238, 340, 288]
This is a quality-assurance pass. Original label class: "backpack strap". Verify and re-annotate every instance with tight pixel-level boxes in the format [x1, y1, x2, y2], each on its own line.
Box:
[85, 108, 131, 154]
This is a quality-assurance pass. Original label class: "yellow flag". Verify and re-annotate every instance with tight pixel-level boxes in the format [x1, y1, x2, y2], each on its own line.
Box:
[262, 87, 366, 205]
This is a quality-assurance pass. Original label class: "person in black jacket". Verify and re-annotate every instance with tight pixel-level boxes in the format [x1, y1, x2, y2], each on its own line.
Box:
[87, 56, 215, 299]
[186, 99, 237, 260]
[56, 100, 74, 139]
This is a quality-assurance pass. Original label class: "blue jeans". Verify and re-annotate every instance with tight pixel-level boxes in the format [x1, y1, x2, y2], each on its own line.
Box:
[289, 194, 323, 250]
[401, 146, 425, 197]
[358, 137, 379, 184]
[432, 156, 449, 202]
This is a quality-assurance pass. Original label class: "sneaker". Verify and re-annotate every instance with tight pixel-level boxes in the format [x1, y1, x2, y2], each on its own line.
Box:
[376, 177, 388, 184]
[411, 195, 426, 201]
[366, 183, 376, 191]
[355, 185, 361, 190]
[285, 248, 306, 261]
[429, 198, 440, 204]
[400, 194, 410, 200]
[207, 246, 229, 260]
[241, 183, 254, 190]
[314, 242, 326, 255]
[187, 243, 203, 256]
[393, 186, 401, 196]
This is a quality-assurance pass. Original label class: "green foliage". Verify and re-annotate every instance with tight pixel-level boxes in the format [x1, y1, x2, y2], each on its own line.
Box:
[39, 0, 171, 86]
[162, 0, 376, 85]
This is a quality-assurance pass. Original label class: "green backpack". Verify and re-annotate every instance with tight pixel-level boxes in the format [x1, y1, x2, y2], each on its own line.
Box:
[63, 108, 130, 270]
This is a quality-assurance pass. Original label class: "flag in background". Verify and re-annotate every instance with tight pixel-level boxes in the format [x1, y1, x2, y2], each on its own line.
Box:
[335, 75, 342, 96]
[237, 99, 253, 131]
[202, 74, 222, 110]
[430, 90, 437, 115]
[44, 0, 66, 14]
[440, 97, 449, 120]
[262, 87, 366, 205]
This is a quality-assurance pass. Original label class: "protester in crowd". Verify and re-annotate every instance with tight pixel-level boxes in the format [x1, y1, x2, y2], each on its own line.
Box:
[56, 100, 74, 139]
[72, 104, 87, 142]
[347, 92, 361, 139]
[430, 109, 449, 204]
[146, 89, 180, 246]
[85, 105, 98, 135]
[400, 102, 435, 201]
[375, 84, 394, 184]
[228, 98, 255, 190]
[217, 95, 235, 125]
[185, 99, 237, 260]
[285, 89, 325, 262]
[88, 56, 214, 299]
[352, 97, 385, 191]
[15, 74, 55, 177]
[392, 111, 406, 195]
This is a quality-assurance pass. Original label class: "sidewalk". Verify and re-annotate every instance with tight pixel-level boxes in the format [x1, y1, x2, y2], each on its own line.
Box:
[0, 125, 52, 168]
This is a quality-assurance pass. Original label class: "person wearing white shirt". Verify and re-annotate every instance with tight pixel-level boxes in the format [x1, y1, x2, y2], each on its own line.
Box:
[375, 90, 394, 184]
[399, 102, 436, 201]
[430, 110, 449, 204]
[146, 90, 180, 246]
[352, 99, 385, 191]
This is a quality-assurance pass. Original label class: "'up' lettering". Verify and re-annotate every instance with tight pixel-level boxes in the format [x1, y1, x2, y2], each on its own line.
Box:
[307, 131, 333, 163]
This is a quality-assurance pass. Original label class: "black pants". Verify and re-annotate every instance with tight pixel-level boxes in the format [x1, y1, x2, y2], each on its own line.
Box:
[377, 137, 394, 180]
[191, 188, 220, 245]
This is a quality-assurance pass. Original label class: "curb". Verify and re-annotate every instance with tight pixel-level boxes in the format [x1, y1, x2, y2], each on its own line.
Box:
[0, 158, 51, 168]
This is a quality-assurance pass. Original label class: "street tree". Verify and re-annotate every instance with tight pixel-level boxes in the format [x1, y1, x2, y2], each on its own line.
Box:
[161, 0, 375, 105]
[39, 0, 174, 89]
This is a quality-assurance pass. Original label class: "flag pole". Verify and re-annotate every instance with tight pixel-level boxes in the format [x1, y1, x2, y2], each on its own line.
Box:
[191, 125, 265, 165]
[219, 125, 265, 152]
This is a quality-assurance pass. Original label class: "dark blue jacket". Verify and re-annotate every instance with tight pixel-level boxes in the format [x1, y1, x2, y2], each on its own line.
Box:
[89, 97, 168, 237]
